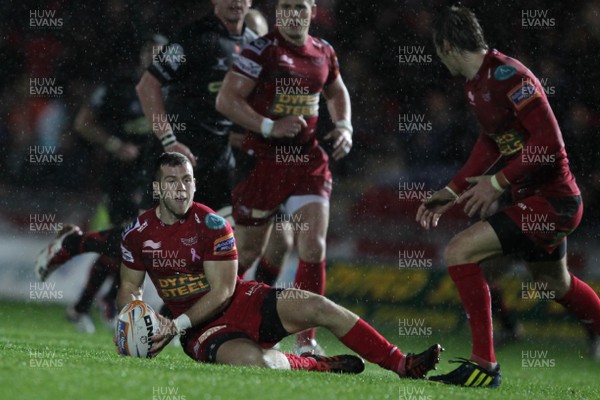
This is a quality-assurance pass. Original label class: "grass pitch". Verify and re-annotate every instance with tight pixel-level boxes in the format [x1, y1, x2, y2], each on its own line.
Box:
[1, 300, 599, 400]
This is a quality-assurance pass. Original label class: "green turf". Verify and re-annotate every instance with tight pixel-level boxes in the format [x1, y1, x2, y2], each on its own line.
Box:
[1, 300, 599, 400]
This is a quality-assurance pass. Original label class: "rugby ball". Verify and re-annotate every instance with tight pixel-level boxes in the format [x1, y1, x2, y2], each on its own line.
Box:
[115, 300, 160, 358]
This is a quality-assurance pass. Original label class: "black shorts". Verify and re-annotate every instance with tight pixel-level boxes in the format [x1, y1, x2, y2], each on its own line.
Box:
[486, 195, 582, 263]
[488, 211, 566, 262]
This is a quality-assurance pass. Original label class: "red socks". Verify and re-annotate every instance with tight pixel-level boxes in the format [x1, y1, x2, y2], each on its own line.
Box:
[294, 259, 326, 344]
[286, 319, 407, 375]
[448, 263, 496, 365]
[294, 259, 326, 294]
[340, 318, 405, 374]
[557, 274, 600, 334]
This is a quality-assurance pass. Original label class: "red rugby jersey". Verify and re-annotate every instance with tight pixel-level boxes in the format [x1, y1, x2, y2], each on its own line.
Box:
[121, 202, 237, 317]
[231, 29, 339, 158]
[449, 49, 579, 199]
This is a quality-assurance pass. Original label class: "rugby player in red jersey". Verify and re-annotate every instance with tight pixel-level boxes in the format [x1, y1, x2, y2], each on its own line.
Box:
[216, 0, 352, 355]
[117, 152, 442, 377]
[416, 5, 600, 387]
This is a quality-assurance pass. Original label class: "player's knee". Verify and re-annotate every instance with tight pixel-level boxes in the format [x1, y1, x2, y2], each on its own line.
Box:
[298, 234, 326, 262]
[443, 235, 472, 266]
[530, 273, 570, 298]
[217, 341, 265, 366]
[267, 230, 294, 261]
[306, 294, 339, 326]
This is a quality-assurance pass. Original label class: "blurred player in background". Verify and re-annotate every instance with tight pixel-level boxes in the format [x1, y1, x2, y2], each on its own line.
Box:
[137, 0, 295, 290]
[117, 152, 442, 378]
[35, 35, 166, 333]
[216, 0, 353, 355]
[416, 4, 600, 387]
[136, 0, 255, 211]
[230, 7, 295, 286]
[35, 4, 292, 324]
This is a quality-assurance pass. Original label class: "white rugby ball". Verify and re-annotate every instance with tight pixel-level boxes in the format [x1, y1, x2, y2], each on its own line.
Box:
[115, 300, 160, 358]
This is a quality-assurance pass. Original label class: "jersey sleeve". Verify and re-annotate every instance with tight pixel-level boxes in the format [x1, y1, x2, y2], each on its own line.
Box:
[202, 213, 238, 262]
[147, 27, 197, 85]
[501, 99, 564, 184]
[490, 71, 564, 183]
[449, 132, 502, 194]
[120, 220, 146, 271]
[231, 37, 271, 81]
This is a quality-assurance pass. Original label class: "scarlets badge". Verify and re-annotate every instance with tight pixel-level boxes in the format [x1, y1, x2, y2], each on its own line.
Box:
[205, 213, 227, 230]
[494, 65, 516, 80]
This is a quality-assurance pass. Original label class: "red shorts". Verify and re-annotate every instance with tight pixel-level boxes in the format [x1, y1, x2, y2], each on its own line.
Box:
[181, 280, 288, 363]
[232, 145, 332, 226]
[488, 195, 582, 258]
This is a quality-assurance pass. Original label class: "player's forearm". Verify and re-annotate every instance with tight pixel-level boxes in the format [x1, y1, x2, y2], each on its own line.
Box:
[450, 133, 501, 194]
[136, 72, 170, 140]
[177, 287, 234, 329]
[325, 82, 351, 124]
[327, 97, 352, 136]
[116, 284, 143, 311]
[117, 264, 144, 309]
[216, 91, 264, 134]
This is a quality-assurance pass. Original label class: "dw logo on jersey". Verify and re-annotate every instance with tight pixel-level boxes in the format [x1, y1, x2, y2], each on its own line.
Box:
[213, 233, 236, 256]
[508, 81, 540, 110]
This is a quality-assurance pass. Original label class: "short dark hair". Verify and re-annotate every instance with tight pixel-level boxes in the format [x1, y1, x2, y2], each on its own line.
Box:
[154, 152, 192, 180]
[432, 4, 488, 53]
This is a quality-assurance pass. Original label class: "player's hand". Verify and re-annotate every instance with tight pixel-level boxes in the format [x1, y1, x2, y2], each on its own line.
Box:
[271, 115, 307, 138]
[423, 187, 457, 212]
[416, 188, 457, 230]
[324, 128, 352, 160]
[149, 314, 176, 357]
[115, 142, 140, 162]
[482, 199, 500, 219]
[164, 142, 197, 167]
[229, 132, 245, 149]
[457, 176, 504, 219]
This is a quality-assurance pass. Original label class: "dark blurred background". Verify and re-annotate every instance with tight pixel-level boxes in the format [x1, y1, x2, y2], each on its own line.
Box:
[1, 0, 599, 263]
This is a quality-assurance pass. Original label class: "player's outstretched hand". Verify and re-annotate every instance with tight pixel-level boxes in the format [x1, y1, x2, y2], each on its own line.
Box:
[324, 128, 352, 160]
[416, 188, 457, 230]
[165, 142, 197, 167]
[457, 176, 504, 219]
[271, 115, 307, 138]
[149, 314, 177, 358]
